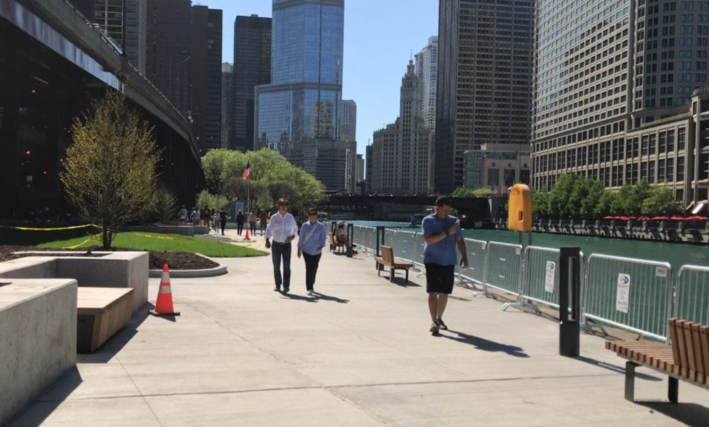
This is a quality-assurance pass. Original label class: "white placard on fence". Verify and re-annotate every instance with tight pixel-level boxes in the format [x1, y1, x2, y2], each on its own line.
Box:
[656, 267, 668, 278]
[544, 261, 556, 293]
[616, 273, 631, 313]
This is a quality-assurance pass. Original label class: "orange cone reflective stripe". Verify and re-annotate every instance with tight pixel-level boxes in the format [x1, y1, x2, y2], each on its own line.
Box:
[151, 264, 180, 316]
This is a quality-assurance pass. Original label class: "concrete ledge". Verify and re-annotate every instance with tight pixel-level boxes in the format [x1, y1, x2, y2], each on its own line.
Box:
[0, 252, 149, 314]
[0, 279, 77, 426]
[119, 225, 210, 236]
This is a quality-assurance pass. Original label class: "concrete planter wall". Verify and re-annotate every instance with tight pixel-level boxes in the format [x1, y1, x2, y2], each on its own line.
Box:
[0, 252, 149, 314]
[118, 225, 210, 236]
[0, 279, 77, 426]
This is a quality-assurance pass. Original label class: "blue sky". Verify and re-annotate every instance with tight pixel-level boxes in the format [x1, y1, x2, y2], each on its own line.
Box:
[199, 0, 439, 156]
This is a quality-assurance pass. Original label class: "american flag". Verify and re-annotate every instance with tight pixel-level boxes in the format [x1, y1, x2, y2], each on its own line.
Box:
[242, 163, 251, 181]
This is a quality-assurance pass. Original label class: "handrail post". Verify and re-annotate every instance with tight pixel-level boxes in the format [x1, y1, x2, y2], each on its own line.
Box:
[346, 224, 354, 258]
[376, 226, 385, 257]
[560, 247, 581, 358]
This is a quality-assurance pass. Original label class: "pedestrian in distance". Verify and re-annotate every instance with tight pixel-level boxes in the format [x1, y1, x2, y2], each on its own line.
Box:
[190, 208, 200, 226]
[248, 211, 257, 235]
[219, 209, 228, 236]
[422, 196, 468, 336]
[178, 206, 188, 225]
[297, 208, 327, 297]
[259, 211, 268, 235]
[212, 209, 220, 234]
[236, 210, 245, 236]
[265, 199, 299, 293]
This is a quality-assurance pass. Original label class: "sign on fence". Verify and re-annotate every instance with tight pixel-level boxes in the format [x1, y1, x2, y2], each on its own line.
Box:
[544, 261, 556, 293]
[616, 273, 631, 314]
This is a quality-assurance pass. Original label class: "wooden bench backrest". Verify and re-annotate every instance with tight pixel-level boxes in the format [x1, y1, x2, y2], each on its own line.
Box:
[669, 318, 709, 377]
[380, 246, 394, 265]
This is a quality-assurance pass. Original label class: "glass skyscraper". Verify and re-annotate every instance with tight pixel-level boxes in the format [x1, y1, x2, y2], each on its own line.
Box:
[255, 0, 345, 152]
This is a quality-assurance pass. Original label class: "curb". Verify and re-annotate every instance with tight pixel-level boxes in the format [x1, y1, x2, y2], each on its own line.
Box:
[149, 253, 228, 278]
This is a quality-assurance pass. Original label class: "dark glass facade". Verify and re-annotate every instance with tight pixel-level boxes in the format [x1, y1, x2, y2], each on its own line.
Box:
[434, 0, 534, 194]
[255, 0, 345, 151]
[232, 15, 272, 152]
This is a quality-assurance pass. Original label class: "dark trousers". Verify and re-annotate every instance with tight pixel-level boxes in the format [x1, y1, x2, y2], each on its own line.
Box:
[272, 242, 291, 289]
[250, 222, 256, 234]
[237, 222, 244, 235]
[302, 252, 322, 291]
[220, 222, 226, 236]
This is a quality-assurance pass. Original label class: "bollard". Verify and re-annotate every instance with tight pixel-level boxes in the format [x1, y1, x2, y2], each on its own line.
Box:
[559, 247, 581, 358]
[346, 224, 354, 258]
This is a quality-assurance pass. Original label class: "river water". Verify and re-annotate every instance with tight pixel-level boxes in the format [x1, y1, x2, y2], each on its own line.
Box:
[344, 221, 709, 271]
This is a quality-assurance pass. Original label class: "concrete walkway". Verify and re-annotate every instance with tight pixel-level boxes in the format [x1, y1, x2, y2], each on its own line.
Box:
[10, 248, 709, 426]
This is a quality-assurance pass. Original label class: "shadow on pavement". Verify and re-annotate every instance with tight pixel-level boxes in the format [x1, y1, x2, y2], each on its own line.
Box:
[442, 330, 529, 358]
[640, 402, 709, 427]
[575, 355, 661, 382]
[9, 367, 82, 427]
[314, 292, 349, 304]
[82, 303, 155, 363]
[390, 277, 420, 287]
[280, 292, 317, 303]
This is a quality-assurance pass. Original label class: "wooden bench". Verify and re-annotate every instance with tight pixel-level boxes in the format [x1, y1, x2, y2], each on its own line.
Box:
[375, 246, 414, 283]
[606, 318, 709, 403]
[77, 288, 134, 353]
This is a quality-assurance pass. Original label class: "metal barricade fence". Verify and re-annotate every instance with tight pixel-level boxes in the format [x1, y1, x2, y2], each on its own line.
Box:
[392, 230, 416, 262]
[481, 242, 523, 296]
[384, 228, 397, 250]
[412, 232, 426, 269]
[584, 254, 672, 341]
[460, 239, 487, 285]
[675, 265, 709, 326]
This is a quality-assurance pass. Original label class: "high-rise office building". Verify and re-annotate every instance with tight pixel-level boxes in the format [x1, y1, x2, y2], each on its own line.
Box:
[221, 63, 233, 149]
[146, 0, 222, 154]
[366, 144, 373, 194]
[232, 15, 272, 152]
[434, 0, 534, 194]
[370, 61, 432, 195]
[255, 0, 345, 170]
[191, 6, 222, 152]
[415, 36, 438, 132]
[70, 0, 147, 73]
[532, 0, 709, 206]
[341, 100, 358, 193]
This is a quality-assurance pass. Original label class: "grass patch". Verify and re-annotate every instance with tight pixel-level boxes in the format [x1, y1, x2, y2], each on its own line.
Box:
[0, 227, 266, 258]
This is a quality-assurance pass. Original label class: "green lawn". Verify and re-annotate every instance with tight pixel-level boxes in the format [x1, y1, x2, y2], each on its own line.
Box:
[0, 227, 266, 258]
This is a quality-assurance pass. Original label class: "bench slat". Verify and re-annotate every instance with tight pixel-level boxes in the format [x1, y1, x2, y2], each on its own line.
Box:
[701, 326, 709, 384]
[682, 321, 698, 381]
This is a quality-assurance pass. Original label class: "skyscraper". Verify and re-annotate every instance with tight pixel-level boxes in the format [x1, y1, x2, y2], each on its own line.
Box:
[232, 15, 272, 152]
[341, 100, 358, 193]
[532, 0, 709, 205]
[255, 0, 345, 156]
[146, 0, 222, 154]
[434, 0, 534, 194]
[370, 61, 432, 195]
[70, 0, 147, 73]
[221, 63, 233, 149]
[415, 36, 438, 132]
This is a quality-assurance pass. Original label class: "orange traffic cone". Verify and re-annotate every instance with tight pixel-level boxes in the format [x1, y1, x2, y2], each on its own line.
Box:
[150, 264, 180, 316]
[244, 230, 250, 241]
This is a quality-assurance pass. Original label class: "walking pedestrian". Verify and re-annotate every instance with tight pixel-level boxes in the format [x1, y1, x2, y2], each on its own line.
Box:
[212, 209, 220, 234]
[248, 211, 257, 235]
[178, 206, 188, 224]
[422, 196, 468, 336]
[259, 211, 268, 235]
[219, 209, 228, 236]
[265, 199, 298, 293]
[297, 208, 327, 297]
[190, 208, 200, 226]
[236, 210, 245, 236]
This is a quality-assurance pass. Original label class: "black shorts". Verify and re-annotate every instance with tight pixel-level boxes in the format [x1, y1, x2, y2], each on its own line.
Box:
[425, 264, 455, 294]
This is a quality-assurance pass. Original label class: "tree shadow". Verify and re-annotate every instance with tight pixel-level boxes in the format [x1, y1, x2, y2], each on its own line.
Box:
[441, 330, 529, 358]
[314, 292, 349, 304]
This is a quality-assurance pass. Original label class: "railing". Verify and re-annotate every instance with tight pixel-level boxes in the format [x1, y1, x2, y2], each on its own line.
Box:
[481, 242, 524, 297]
[675, 265, 709, 325]
[584, 254, 672, 342]
[339, 223, 709, 341]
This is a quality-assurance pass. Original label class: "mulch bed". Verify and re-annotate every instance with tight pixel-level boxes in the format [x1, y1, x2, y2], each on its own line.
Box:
[0, 246, 219, 270]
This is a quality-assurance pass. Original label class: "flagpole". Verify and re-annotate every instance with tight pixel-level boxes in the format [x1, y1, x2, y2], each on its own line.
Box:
[247, 178, 250, 213]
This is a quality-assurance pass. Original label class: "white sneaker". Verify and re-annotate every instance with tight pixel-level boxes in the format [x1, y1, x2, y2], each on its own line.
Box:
[307, 290, 314, 297]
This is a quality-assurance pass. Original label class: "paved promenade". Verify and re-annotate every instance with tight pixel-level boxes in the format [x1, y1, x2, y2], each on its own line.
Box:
[10, 241, 709, 426]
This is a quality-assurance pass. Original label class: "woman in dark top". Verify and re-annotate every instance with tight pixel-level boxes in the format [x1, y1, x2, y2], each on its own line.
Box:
[236, 210, 246, 236]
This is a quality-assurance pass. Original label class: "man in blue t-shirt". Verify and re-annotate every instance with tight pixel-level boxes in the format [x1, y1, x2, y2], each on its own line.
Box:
[422, 196, 468, 335]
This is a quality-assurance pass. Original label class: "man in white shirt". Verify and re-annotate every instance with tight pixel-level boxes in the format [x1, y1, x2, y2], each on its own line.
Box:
[265, 199, 299, 293]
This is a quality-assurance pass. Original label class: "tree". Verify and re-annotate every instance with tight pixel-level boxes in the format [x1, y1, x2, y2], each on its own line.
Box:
[617, 181, 652, 216]
[593, 190, 622, 218]
[196, 190, 229, 211]
[531, 189, 550, 218]
[547, 174, 580, 218]
[642, 187, 682, 216]
[201, 149, 326, 213]
[60, 91, 160, 249]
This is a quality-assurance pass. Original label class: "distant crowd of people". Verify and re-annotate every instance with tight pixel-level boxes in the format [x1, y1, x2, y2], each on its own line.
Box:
[176, 206, 272, 237]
